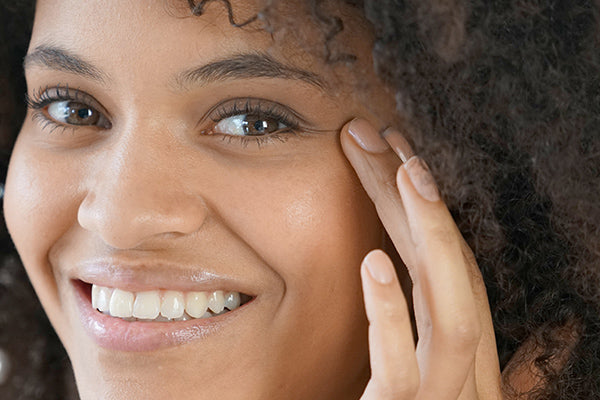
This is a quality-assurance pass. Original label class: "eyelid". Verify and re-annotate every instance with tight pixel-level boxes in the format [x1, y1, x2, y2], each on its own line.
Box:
[198, 97, 311, 130]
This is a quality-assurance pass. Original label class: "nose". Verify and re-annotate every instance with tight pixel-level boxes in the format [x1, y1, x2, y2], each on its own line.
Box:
[77, 135, 208, 249]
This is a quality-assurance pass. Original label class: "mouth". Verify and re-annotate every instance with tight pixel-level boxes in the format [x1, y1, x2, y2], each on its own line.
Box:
[91, 283, 252, 322]
[73, 279, 256, 352]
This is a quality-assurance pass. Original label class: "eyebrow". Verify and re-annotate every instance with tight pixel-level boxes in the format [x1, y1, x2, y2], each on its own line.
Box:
[24, 45, 326, 91]
[175, 53, 327, 90]
[24, 45, 108, 83]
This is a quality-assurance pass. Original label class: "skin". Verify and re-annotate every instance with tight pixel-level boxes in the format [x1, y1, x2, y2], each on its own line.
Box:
[5, 0, 507, 399]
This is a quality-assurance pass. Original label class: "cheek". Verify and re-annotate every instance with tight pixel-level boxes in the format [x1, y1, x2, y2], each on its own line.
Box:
[210, 149, 380, 385]
[5, 137, 81, 259]
[279, 178, 379, 270]
[219, 148, 381, 307]
[3, 133, 82, 340]
[163, 154, 378, 395]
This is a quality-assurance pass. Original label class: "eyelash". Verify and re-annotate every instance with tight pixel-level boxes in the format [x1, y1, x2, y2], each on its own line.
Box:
[27, 84, 81, 109]
[26, 84, 102, 134]
[25, 85, 307, 147]
[205, 98, 304, 147]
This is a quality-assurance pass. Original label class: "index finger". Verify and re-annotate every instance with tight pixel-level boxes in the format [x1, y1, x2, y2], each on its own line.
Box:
[340, 118, 417, 268]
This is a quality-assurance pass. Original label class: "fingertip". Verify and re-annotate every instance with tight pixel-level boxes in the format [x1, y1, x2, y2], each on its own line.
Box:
[345, 118, 389, 154]
[397, 156, 441, 203]
[362, 249, 396, 285]
[381, 127, 414, 163]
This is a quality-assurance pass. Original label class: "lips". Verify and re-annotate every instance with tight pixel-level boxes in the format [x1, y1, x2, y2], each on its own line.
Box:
[73, 280, 255, 352]
[69, 260, 260, 352]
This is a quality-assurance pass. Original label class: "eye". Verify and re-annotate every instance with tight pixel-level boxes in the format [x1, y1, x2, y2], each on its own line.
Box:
[214, 114, 289, 136]
[203, 98, 304, 140]
[46, 100, 110, 128]
[26, 85, 112, 131]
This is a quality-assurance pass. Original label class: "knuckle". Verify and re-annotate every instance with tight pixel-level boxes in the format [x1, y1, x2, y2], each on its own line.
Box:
[437, 314, 481, 351]
[454, 320, 481, 349]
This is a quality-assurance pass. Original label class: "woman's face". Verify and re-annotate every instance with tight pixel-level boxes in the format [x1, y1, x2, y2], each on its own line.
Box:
[5, 1, 397, 399]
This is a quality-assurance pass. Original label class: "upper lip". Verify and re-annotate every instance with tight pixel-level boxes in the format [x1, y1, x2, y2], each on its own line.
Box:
[72, 257, 261, 296]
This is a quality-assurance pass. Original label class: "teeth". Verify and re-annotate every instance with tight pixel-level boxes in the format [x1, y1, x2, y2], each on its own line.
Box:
[185, 292, 208, 318]
[109, 289, 134, 318]
[225, 292, 241, 310]
[161, 291, 185, 319]
[92, 285, 113, 312]
[133, 291, 160, 320]
[91, 284, 245, 321]
[208, 290, 225, 313]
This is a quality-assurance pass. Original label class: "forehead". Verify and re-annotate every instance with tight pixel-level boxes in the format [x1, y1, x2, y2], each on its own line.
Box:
[29, 1, 266, 79]
[28, 0, 393, 124]
[30, 0, 369, 76]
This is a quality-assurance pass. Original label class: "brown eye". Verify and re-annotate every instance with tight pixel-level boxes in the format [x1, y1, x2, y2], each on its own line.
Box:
[47, 100, 108, 127]
[242, 116, 282, 136]
[214, 114, 287, 136]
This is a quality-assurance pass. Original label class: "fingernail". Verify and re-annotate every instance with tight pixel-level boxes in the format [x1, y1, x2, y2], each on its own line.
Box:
[381, 127, 414, 163]
[364, 250, 395, 284]
[347, 118, 389, 153]
[403, 157, 441, 202]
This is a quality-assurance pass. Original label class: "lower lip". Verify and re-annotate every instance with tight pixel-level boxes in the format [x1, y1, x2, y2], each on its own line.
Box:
[73, 280, 249, 352]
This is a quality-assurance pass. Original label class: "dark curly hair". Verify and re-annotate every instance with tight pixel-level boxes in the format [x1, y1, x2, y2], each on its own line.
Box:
[1, 0, 599, 399]
[363, 1, 600, 398]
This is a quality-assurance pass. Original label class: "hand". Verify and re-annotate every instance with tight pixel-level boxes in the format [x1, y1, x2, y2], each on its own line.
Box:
[341, 119, 503, 400]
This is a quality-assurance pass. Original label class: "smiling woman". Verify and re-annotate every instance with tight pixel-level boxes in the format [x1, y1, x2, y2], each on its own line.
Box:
[5, 1, 390, 399]
[1, 0, 600, 399]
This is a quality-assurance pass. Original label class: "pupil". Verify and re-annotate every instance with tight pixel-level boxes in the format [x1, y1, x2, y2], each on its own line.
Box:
[244, 116, 279, 135]
[254, 120, 267, 132]
[76, 108, 92, 119]
[62, 102, 100, 125]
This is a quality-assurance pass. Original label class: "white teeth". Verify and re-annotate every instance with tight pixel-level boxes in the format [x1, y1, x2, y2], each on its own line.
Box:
[185, 292, 208, 318]
[91, 284, 244, 321]
[208, 290, 225, 313]
[92, 285, 113, 312]
[225, 292, 241, 310]
[161, 291, 185, 319]
[109, 289, 134, 318]
[133, 291, 161, 320]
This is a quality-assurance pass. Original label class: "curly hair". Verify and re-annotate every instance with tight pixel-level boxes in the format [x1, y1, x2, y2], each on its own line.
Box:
[1, 0, 599, 399]
[362, 1, 600, 398]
